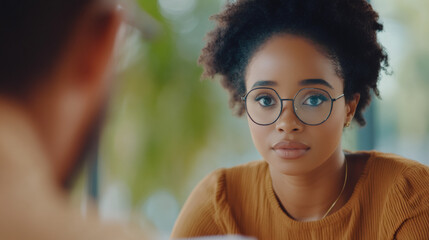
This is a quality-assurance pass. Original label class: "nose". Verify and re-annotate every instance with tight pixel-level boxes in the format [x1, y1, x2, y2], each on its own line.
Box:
[275, 101, 304, 133]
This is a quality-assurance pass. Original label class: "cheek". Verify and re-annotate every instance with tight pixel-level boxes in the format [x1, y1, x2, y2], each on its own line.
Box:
[248, 118, 272, 154]
[312, 105, 346, 149]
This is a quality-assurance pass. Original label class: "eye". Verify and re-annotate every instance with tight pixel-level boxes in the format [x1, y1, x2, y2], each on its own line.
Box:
[303, 94, 329, 106]
[255, 94, 277, 107]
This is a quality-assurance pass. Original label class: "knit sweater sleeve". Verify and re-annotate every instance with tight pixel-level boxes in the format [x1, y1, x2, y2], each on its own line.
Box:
[394, 212, 429, 239]
[393, 165, 429, 239]
[171, 169, 227, 239]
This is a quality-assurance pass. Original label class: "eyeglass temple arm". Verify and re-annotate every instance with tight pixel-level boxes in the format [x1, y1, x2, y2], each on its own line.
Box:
[332, 94, 345, 101]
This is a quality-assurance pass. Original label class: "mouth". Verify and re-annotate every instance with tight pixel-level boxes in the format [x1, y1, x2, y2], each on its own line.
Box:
[272, 141, 310, 159]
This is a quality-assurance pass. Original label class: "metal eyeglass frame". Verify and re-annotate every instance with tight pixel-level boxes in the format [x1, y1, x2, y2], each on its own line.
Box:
[241, 87, 345, 126]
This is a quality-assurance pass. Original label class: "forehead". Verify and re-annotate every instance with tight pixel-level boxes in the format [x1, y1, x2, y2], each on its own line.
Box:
[244, 34, 343, 91]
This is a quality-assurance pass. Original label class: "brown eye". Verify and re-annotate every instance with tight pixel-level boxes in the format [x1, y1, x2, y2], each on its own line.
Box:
[302, 94, 328, 107]
[255, 94, 277, 107]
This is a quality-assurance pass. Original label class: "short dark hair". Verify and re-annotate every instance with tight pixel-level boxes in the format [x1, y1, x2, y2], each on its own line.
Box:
[199, 0, 389, 126]
[0, 0, 92, 98]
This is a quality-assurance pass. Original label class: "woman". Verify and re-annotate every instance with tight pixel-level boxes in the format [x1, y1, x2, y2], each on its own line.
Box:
[171, 0, 429, 239]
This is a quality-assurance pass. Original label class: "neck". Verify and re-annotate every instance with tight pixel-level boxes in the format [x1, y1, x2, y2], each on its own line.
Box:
[270, 147, 347, 221]
[0, 97, 56, 185]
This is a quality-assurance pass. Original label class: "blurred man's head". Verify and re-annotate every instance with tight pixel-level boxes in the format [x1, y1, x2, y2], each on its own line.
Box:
[0, 0, 123, 186]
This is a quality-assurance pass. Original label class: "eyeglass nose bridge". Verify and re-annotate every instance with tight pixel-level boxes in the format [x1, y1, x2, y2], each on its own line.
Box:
[277, 98, 300, 120]
[279, 98, 296, 111]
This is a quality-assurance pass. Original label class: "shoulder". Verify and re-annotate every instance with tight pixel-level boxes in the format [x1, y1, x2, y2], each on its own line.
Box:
[369, 151, 429, 238]
[364, 150, 429, 193]
[171, 168, 225, 238]
[188, 160, 267, 189]
[370, 150, 428, 169]
[194, 160, 268, 206]
[181, 160, 267, 210]
[223, 160, 268, 185]
[375, 152, 429, 211]
[222, 161, 269, 205]
[362, 151, 429, 233]
[348, 151, 429, 237]
[172, 161, 267, 238]
[364, 151, 429, 183]
[181, 167, 229, 215]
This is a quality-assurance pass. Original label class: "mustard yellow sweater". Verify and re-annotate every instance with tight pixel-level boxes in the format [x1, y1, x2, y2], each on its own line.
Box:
[172, 151, 429, 239]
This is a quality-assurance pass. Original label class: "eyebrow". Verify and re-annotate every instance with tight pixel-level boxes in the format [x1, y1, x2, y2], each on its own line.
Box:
[251, 78, 333, 89]
[299, 78, 333, 89]
[251, 80, 277, 88]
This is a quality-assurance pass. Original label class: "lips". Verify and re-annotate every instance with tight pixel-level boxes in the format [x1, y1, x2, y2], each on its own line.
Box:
[272, 141, 310, 159]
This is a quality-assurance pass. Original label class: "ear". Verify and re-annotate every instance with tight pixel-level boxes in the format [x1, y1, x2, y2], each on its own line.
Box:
[34, 3, 124, 183]
[70, 3, 123, 91]
[345, 93, 360, 125]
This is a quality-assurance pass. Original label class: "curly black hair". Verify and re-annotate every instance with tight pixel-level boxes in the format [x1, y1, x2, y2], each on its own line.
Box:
[199, 0, 389, 126]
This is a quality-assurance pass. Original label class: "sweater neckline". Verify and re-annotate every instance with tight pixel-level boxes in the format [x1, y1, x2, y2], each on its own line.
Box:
[264, 150, 375, 228]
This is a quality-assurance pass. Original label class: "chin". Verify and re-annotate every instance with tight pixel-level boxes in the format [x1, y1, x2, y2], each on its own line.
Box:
[266, 155, 317, 176]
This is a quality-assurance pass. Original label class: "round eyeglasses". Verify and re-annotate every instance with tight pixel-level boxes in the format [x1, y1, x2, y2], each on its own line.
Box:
[241, 87, 345, 126]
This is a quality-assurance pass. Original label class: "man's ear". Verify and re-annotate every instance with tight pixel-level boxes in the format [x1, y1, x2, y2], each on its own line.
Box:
[345, 93, 360, 124]
[70, 2, 123, 90]
[39, 3, 124, 183]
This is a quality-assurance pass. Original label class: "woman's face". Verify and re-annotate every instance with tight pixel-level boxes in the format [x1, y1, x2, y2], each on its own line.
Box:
[244, 34, 357, 176]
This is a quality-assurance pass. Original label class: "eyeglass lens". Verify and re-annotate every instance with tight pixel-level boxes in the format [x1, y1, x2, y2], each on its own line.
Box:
[245, 88, 333, 125]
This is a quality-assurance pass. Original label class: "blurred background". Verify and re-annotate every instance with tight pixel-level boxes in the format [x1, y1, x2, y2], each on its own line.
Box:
[73, 0, 429, 238]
